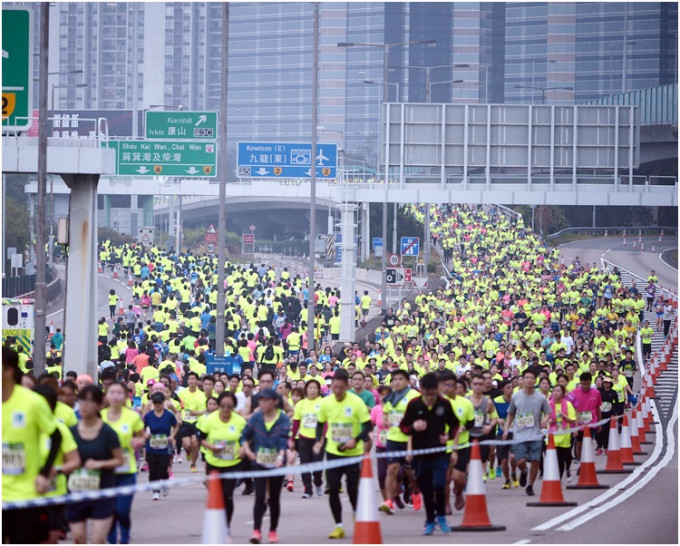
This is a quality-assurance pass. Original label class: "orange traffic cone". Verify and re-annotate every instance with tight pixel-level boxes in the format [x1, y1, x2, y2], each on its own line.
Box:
[376, 290, 382, 307]
[629, 410, 647, 455]
[599, 417, 632, 474]
[113, 265, 119, 278]
[567, 427, 608, 490]
[353, 456, 382, 544]
[450, 440, 506, 531]
[127, 272, 134, 286]
[118, 299, 125, 315]
[527, 434, 577, 507]
[98, 262, 103, 273]
[633, 240, 637, 249]
[619, 414, 640, 466]
[644, 374, 656, 398]
[636, 407, 651, 445]
[202, 472, 229, 544]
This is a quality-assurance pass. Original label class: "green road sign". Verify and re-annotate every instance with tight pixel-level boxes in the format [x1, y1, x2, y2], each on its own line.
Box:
[105, 140, 217, 177]
[2, 8, 33, 132]
[145, 111, 218, 140]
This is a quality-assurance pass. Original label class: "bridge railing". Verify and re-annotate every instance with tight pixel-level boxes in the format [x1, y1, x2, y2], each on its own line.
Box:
[546, 226, 678, 240]
[2, 116, 110, 144]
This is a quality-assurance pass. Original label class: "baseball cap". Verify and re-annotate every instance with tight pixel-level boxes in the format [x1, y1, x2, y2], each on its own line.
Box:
[602, 376, 613, 383]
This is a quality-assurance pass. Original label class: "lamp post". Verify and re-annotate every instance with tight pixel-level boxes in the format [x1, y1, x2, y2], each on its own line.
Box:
[389, 64, 469, 102]
[513, 85, 573, 104]
[338, 39, 436, 312]
[622, 40, 636, 92]
[529, 59, 556, 104]
[362, 80, 400, 102]
[427, 79, 464, 101]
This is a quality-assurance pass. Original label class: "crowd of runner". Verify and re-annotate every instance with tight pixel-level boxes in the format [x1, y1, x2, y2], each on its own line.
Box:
[3, 203, 676, 544]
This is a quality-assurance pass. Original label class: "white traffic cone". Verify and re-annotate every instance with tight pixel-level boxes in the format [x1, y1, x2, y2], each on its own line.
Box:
[202, 471, 229, 544]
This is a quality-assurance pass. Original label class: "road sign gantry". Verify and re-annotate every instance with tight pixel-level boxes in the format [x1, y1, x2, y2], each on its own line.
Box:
[237, 142, 338, 179]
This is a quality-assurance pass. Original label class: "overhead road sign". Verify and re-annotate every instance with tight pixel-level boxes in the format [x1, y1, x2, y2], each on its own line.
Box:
[105, 140, 217, 177]
[400, 237, 420, 256]
[2, 8, 32, 132]
[145, 111, 217, 140]
[237, 142, 337, 179]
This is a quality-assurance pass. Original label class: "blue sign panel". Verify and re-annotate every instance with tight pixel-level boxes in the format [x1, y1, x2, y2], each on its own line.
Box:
[205, 354, 241, 376]
[372, 237, 383, 250]
[237, 142, 337, 178]
[400, 237, 420, 256]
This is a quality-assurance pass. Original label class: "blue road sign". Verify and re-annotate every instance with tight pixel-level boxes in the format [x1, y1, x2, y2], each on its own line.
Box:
[237, 142, 337, 179]
[401, 237, 420, 256]
[205, 354, 241, 376]
[372, 237, 383, 249]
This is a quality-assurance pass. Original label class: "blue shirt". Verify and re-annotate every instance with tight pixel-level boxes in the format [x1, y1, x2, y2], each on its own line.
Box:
[143, 409, 177, 454]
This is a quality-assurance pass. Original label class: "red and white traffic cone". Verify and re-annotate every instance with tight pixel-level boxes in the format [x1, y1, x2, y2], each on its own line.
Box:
[354, 456, 383, 544]
[127, 272, 134, 286]
[113, 265, 119, 278]
[98, 262, 103, 273]
[622, 236, 627, 245]
[118, 299, 125, 316]
[645, 374, 656, 398]
[629, 409, 647, 455]
[567, 426, 609, 490]
[202, 472, 229, 544]
[450, 440, 506, 531]
[632, 240, 637, 249]
[651, 243, 656, 252]
[604, 229, 608, 237]
[640, 242, 645, 251]
[619, 414, 640, 466]
[527, 434, 577, 507]
[599, 417, 632, 474]
[636, 407, 651, 445]
[376, 290, 382, 307]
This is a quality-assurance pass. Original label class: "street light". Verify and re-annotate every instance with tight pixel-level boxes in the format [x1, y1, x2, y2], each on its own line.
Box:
[362, 80, 400, 102]
[390, 63, 470, 102]
[529, 59, 557, 104]
[149, 104, 183, 110]
[338, 38, 436, 313]
[50, 83, 88, 111]
[513, 85, 573, 104]
[622, 40, 636, 92]
[428, 79, 464, 101]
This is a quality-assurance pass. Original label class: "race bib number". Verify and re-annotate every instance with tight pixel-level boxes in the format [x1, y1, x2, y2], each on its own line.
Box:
[388, 411, 402, 427]
[302, 414, 317, 430]
[623, 370, 633, 378]
[68, 469, 101, 491]
[116, 451, 131, 474]
[516, 413, 535, 430]
[184, 409, 193, 420]
[578, 411, 593, 425]
[149, 435, 168, 450]
[474, 410, 485, 427]
[378, 429, 388, 446]
[215, 441, 236, 461]
[2, 443, 26, 475]
[330, 423, 353, 444]
[601, 402, 612, 413]
[256, 447, 278, 467]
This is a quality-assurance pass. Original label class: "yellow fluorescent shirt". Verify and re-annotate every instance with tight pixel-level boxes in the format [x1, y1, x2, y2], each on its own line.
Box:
[317, 393, 370, 457]
[179, 388, 207, 422]
[2, 385, 57, 501]
[196, 411, 246, 468]
[293, 398, 322, 439]
[101, 407, 145, 475]
[42, 421, 78, 497]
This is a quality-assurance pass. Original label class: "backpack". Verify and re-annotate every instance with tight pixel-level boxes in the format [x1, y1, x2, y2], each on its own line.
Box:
[263, 344, 275, 362]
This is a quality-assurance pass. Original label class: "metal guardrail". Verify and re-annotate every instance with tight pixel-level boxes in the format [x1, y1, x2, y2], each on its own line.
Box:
[2, 116, 110, 143]
[2, 267, 55, 298]
[546, 226, 678, 240]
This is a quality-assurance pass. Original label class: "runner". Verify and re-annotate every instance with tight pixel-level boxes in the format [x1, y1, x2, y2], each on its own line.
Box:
[380, 369, 422, 515]
[2, 347, 63, 545]
[241, 388, 291, 544]
[570, 371, 602, 461]
[467, 373, 498, 479]
[547, 383, 576, 480]
[197, 391, 247, 537]
[399, 372, 459, 535]
[143, 391, 178, 500]
[493, 379, 519, 489]
[66, 385, 124, 544]
[177, 371, 206, 472]
[314, 368, 372, 539]
[502, 368, 551, 496]
[290, 379, 324, 498]
[370, 385, 392, 505]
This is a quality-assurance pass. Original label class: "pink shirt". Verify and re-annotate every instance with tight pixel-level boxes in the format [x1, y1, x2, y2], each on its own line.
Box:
[370, 404, 389, 449]
[570, 386, 602, 425]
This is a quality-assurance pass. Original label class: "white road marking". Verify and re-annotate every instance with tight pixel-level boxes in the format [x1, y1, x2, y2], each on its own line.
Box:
[659, 251, 678, 271]
[557, 400, 677, 531]
[531, 399, 665, 532]
[515, 540, 532, 544]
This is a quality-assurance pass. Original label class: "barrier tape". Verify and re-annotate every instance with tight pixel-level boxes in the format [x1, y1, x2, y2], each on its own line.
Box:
[1, 411, 633, 511]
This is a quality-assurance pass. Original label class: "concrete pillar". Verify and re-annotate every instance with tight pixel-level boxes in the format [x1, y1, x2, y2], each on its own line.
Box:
[339, 203, 357, 343]
[141, 195, 154, 227]
[61, 174, 100, 379]
[103, 195, 111, 228]
[361, 202, 370, 262]
[28, 193, 36, 265]
[424, 204, 431, 263]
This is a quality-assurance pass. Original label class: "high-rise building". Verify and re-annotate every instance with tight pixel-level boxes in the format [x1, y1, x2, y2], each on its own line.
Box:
[15, 2, 678, 171]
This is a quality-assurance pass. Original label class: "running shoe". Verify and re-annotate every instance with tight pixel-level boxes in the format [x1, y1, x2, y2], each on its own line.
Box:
[502, 479, 511, 489]
[328, 527, 345, 539]
[519, 470, 527, 487]
[301, 492, 311, 499]
[169, 470, 174, 479]
[488, 468, 496, 480]
[596, 448, 604, 456]
[454, 490, 465, 511]
[512, 473, 520, 488]
[315, 485, 324, 497]
[378, 499, 395, 515]
[243, 484, 254, 496]
[566, 470, 572, 484]
[162, 486, 169, 497]
[173, 455, 181, 464]
[496, 465, 502, 476]
[268, 530, 279, 544]
[250, 530, 262, 544]
[412, 492, 422, 511]
[152, 491, 160, 501]
[436, 516, 451, 533]
[525, 485, 534, 496]
[423, 522, 435, 536]
[190, 466, 198, 473]
[141, 463, 149, 472]
[285, 480, 294, 492]
[393, 495, 405, 510]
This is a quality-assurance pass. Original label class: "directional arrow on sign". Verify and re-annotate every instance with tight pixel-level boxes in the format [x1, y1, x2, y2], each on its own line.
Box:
[136, 166, 150, 174]
[195, 115, 207, 126]
[255, 168, 269, 176]
[186, 167, 199, 175]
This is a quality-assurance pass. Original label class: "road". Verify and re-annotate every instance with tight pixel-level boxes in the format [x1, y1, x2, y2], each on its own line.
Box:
[47, 242, 678, 544]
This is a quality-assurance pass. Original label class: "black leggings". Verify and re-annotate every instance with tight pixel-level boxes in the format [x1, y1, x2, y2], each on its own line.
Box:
[254, 475, 284, 532]
[297, 437, 323, 494]
[206, 463, 241, 527]
[325, 454, 360, 525]
[597, 417, 612, 450]
[146, 451, 171, 490]
[556, 446, 572, 478]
